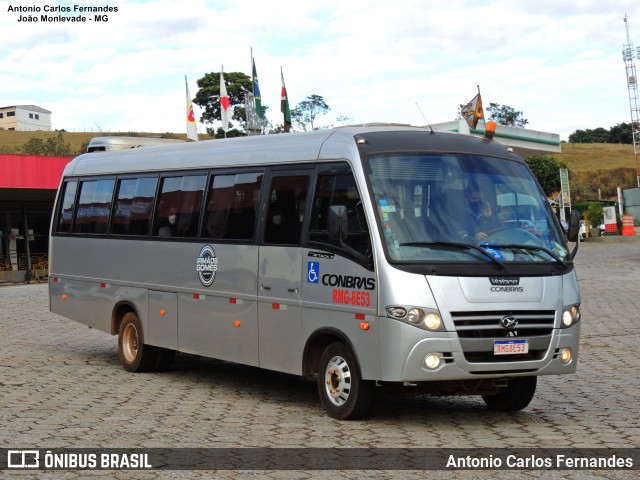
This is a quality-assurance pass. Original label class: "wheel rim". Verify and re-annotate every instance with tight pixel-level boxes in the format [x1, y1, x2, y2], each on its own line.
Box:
[323, 355, 352, 406]
[122, 323, 139, 364]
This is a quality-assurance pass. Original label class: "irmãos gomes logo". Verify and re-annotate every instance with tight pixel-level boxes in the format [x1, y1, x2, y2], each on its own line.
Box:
[197, 245, 218, 287]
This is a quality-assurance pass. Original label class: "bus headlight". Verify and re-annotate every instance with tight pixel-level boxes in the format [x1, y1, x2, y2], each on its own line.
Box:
[407, 308, 424, 324]
[424, 312, 442, 331]
[385, 306, 444, 332]
[423, 353, 442, 370]
[560, 348, 572, 364]
[561, 305, 581, 328]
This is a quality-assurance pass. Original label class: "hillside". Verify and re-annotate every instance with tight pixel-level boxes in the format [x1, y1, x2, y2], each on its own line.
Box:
[552, 143, 637, 172]
[0, 130, 202, 155]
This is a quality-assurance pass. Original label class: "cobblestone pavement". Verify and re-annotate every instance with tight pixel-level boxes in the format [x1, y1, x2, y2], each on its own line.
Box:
[0, 240, 639, 479]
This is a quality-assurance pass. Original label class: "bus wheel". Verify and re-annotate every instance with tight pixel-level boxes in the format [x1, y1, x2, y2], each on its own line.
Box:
[118, 312, 156, 373]
[318, 341, 374, 420]
[482, 376, 537, 411]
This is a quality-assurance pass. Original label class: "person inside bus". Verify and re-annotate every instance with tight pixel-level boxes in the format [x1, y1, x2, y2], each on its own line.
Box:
[465, 184, 500, 241]
[157, 207, 178, 237]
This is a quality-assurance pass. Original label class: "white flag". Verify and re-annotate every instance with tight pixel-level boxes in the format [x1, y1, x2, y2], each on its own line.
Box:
[185, 75, 198, 141]
[220, 68, 231, 133]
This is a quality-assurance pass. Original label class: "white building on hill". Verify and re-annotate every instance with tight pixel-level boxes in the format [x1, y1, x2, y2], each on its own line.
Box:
[0, 105, 52, 131]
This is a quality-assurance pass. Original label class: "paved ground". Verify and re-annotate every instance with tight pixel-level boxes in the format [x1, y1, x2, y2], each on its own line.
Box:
[0, 239, 639, 479]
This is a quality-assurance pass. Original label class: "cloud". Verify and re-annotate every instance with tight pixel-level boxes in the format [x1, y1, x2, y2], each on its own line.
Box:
[1, 0, 639, 139]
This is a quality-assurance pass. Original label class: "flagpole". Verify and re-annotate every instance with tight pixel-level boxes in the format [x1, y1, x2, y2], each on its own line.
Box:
[477, 85, 486, 128]
[222, 64, 226, 138]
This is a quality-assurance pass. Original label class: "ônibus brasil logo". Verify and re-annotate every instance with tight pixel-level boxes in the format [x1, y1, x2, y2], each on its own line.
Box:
[197, 245, 218, 287]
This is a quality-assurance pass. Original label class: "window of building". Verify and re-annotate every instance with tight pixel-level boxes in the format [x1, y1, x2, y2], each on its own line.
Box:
[7, 112, 15, 117]
[154, 174, 206, 238]
[203, 172, 263, 241]
[35, 114, 40, 120]
[0, 113, 4, 118]
[29, 113, 33, 119]
[112, 177, 158, 236]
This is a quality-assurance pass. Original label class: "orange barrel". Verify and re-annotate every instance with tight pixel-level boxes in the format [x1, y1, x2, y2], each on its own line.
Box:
[621, 214, 636, 236]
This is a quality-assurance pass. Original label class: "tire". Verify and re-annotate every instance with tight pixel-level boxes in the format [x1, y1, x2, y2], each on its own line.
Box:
[318, 341, 374, 420]
[118, 311, 158, 373]
[482, 376, 537, 412]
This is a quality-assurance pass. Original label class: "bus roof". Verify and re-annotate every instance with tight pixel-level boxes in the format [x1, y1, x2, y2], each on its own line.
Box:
[64, 126, 522, 177]
[86, 136, 185, 152]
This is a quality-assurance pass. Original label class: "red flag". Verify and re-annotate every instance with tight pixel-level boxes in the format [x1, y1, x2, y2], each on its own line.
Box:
[220, 68, 231, 133]
[185, 75, 198, 141]
[281, 68, 291, 132]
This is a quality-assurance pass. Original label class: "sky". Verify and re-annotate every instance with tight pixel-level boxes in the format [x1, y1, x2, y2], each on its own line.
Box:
[2, 0, 640, 141]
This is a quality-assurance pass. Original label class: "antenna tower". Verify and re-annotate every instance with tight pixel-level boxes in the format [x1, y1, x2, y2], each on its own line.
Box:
[623, 15, 640, 186]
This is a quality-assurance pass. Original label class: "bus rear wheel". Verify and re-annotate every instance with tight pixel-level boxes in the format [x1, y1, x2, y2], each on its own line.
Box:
[318, 341, 374, 420]
[118, 311, 158, 373]
[482, 376, 537, 411]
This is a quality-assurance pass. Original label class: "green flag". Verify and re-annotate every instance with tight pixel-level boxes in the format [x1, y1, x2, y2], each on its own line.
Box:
[252, 58, 264, 118]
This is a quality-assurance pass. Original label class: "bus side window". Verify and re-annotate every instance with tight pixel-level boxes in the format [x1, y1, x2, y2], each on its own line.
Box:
[112, 177, 158, 236]
[203, 172, 263, 241]
[263, 175, 309, 245]
[56, 180, 78, 233]
[74, 179, 115, 235]
[309, 172, 371, 259]
[154, 175, 206, 238]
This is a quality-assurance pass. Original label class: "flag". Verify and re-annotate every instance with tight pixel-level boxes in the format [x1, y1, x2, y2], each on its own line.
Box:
[461, 88, 484, 129]
[220, 68, 231, 133]
[281, 68, 291, 132]
[252, 58, 264, 118]
[185, 75, 198, 141]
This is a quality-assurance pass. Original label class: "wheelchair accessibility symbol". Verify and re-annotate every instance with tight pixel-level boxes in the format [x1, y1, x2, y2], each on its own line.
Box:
[307, 262, 319, 283]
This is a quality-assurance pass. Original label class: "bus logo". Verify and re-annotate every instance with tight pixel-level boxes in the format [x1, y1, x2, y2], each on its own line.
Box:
[307, 262, 319, 283]
[197, 245, 218, 287]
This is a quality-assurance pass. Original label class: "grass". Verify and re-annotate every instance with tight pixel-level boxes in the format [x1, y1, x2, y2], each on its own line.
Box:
[553, 143, 638, 172]
[0, 130, 201, 156]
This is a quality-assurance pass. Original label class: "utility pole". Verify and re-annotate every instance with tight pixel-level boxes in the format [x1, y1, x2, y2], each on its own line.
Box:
[622, 15, 640, 186]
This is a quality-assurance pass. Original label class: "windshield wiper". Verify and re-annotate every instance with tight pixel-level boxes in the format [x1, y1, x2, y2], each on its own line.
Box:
[400, 241, 506, 269]
[480, 243, 569, 268]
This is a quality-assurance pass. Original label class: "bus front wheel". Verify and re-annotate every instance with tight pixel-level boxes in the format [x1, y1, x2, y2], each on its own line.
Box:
[318, 341, 374, 420]
[482, 376, 537, 411]
[118, 312, 158, 373]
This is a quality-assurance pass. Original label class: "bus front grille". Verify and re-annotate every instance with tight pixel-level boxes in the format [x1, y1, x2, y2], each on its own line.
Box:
[451, 310, 555, 363]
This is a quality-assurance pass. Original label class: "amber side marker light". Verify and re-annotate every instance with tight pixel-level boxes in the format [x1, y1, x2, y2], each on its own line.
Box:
[484, 121, 497, 140]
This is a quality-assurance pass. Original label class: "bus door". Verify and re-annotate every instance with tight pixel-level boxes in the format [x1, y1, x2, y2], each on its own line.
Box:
[258, 171, 311, 374]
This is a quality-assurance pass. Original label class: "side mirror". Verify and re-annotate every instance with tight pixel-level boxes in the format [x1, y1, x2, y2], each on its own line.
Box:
[328, 205, 348, 241]
[567, 210, 580, 243]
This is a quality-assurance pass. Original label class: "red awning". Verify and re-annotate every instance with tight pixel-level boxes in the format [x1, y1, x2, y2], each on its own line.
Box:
[0, 154, 73, 189]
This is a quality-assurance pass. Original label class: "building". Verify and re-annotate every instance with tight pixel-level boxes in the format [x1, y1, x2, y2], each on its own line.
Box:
[0, 105, 52, 131]
[432, 119, 561, 157]
[0, 154, 73, 282]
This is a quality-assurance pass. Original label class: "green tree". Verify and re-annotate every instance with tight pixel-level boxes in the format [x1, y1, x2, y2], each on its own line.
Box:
[486, 102, 529, 127]
[607, 123, 633, 144]
[291, 94, 330, 131]
[524, 155, 568, 196]
[568, 127, 609, 143]
[21, 132, 71, 156]
[193, 71, 252, 136]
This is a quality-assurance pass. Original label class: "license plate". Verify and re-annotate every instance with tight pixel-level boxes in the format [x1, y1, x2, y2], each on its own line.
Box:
[494, 339, 529, 355]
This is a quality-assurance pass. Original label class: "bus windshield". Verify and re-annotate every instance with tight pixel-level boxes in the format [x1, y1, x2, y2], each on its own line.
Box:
[366, 153, 569, 264]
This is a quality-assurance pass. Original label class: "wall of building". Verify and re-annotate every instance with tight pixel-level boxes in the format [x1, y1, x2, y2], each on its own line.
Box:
[0, 106, 52, 131]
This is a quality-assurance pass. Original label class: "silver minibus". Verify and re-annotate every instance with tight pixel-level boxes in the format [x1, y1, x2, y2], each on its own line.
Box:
[49, 125, 581, 419]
